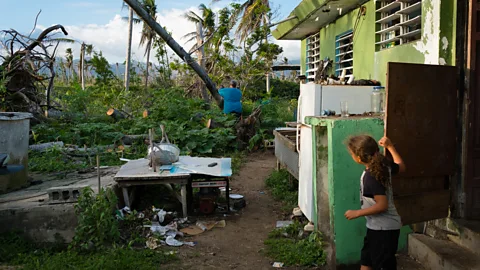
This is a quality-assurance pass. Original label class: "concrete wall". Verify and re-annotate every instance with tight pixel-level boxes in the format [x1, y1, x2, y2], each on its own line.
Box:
[308, 117, 412, 267]
[299, 0, 456, 85]
[0, 204, 77, 243]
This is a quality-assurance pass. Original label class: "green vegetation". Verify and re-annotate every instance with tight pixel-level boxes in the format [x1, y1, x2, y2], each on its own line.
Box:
[0, 187, 177, 269]
[0, 232, 176, 270]
[265, 169, 298, 210]
[71, 187, 120, 251]
[264, 170, 327, 267]
[264, 222, 327, 267]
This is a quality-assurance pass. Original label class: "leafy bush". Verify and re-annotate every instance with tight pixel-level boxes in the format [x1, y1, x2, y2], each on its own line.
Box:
[29, 148, 88, 173]
[246, 78, 299, 100]
[70, 187, 119, 251]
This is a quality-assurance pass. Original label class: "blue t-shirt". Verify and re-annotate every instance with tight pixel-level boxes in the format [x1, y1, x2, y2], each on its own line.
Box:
[219, 88, 242, 114]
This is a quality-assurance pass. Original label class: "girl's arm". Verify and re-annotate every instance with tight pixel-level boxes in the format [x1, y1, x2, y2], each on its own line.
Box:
[379, 137, 406, 173]
[345, 195, 388, 220]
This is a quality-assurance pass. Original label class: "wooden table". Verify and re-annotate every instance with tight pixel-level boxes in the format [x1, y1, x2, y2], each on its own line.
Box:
[114, 159, 190, 217]
[114, 157, 232, 217]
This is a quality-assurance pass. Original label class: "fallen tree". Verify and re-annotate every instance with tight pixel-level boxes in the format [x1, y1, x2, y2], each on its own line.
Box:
[123, 0, 265, 149]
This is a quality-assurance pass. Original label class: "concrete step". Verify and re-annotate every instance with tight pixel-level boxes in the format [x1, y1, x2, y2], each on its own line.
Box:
[397, 253, 425, 270]
[447, 219, 480, 255]
[408, 233, 480, 270]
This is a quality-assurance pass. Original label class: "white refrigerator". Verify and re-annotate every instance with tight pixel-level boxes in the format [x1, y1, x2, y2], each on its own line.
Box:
[296, 83, 372, 222]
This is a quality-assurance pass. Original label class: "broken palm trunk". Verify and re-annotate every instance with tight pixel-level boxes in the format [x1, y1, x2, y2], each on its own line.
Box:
[123, 0, 223, 109]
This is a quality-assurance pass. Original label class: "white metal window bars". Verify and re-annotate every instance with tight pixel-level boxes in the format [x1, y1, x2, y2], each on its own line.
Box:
[375, 0, 422, 50]
[306, 32, 320, 81]
[335, 31, 354, 78]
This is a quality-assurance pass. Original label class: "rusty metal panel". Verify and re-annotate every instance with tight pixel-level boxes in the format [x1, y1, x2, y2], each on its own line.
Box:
[385, 63, 457, 178]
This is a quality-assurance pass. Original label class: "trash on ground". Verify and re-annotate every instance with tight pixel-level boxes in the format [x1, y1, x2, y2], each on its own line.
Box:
[180, 220, 226, 236]
[165, 235, 184, 247]
[146, 237, 160, 250]
[276, 221, 294, 228]
[272, 262, 284, 268]
[183, 241, 197, 247]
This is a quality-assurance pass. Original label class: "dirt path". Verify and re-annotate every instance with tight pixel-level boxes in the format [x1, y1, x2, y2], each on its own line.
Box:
[173, 150, 285, 270]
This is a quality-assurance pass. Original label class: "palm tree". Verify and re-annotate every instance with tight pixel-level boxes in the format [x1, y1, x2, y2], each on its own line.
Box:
[139, 0, 157, 90]
[183, 4, 216, 102]
[213, 0, 271, 43]
[122, 3, 141, 91]
[65, 48, 73, 84]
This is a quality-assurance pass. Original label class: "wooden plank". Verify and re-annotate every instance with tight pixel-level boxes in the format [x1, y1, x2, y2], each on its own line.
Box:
[392, 176, 447, 196]
[394, 190, 450, 225]
[385, 63, 457, 177]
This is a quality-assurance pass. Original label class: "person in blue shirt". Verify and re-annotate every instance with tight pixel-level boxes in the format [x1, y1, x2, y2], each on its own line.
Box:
[219, 80, 242, 118]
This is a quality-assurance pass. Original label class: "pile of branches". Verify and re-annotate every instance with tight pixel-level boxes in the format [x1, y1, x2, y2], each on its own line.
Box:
[0, 19, 69, 122]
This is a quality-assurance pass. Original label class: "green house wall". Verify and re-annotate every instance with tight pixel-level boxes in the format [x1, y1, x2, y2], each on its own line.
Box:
[297, 0, 456, 85]
[307, 117, 412, 266]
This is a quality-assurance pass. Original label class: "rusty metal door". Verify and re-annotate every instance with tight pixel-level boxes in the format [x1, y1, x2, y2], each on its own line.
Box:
[465, 0, 480, 219]
[385, 62, 457, 225]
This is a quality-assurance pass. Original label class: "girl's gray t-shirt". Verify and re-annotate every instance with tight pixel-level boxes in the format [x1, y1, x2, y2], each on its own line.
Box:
[360, 163, 402, 231]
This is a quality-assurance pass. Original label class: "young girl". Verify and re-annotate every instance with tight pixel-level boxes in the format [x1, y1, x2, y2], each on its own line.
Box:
[344, 135, 406, 270]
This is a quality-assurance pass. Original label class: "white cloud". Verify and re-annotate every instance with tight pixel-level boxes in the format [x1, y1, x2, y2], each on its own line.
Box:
[48, 6, 301, 65]
[275, 39, 301, 63]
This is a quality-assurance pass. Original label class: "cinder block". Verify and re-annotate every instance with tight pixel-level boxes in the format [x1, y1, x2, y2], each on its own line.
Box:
[47, 185, 89, 204]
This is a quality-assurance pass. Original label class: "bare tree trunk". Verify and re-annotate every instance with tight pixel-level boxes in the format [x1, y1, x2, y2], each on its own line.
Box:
[145, 45, 150, 89]
[124, 0, 223, 109]
[80, 43, 85, 90]
[125, 7, 134, 91]
[46, 60, 55, 110]
[196, 22, 209, 103]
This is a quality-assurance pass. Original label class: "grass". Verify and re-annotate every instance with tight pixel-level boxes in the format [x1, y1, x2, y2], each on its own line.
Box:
[265, 169, 298, 210]
[264, 222, 327, 267]
[0, 232, 177, 270]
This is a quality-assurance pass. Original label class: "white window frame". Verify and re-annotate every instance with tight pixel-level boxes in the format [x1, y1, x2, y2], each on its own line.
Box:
[335, 31, 354, 78]
[375, 0, 422, 51]
[306, 32, 320, 82]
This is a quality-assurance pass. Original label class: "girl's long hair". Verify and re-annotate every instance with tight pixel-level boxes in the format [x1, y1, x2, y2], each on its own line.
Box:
[347, 135, 391, 187]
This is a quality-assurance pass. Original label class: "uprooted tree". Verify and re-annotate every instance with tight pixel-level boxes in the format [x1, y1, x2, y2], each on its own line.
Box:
[0, 22, 70, 121]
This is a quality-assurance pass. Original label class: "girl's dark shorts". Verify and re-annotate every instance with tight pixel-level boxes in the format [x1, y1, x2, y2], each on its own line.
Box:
[361, 228, 400, 270]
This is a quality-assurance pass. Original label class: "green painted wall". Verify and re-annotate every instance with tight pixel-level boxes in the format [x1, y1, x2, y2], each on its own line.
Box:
[307, 117, 412, 266]
[439, 0, 457, 65]
[297, 0, 456, 85]
[374, 44, 425, 83]
[316, 1, 376, 80]
[301, 39, 307, 75]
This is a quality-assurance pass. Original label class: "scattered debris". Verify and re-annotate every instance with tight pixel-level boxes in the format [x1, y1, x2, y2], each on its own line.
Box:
[272, 262, 284, 268]
[146, 237, 160, 250]
[165, 236, 183, 247]
[276, 221, 294, 228]
[180, 220, 226, 236]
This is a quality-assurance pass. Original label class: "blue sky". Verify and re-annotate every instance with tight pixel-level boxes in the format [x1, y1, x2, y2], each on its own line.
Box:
[0, 1, 302, 63]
